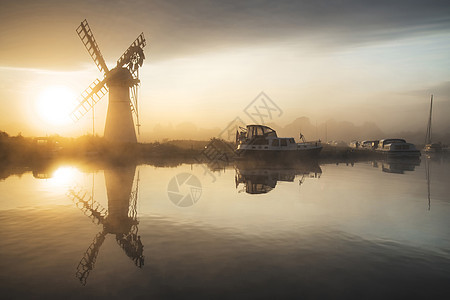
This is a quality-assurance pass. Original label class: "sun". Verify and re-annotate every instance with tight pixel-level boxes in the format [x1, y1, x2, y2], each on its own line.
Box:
[36, 85, 77, 126]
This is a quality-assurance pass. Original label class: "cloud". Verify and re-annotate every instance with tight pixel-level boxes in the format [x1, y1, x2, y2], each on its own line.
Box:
[1, 0, 449, 69]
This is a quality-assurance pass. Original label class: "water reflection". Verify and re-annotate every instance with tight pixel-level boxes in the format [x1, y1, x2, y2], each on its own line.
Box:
[67, 165, 143, 285]
[423, 153, 449, 211]
[426, 157, 431, 211]
[371, 157, 421, 174]
[235, 160, 322, 194]
[1, 156, 450, 298]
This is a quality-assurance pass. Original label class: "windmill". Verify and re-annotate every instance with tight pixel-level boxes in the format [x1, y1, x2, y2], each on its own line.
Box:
[71, 19, 146, 143]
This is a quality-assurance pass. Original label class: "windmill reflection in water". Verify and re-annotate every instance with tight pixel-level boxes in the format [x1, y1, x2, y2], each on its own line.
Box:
[67, 165, 143, 285]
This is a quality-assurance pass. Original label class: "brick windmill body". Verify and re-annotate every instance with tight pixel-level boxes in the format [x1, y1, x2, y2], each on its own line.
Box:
[71, 20, 146, 143]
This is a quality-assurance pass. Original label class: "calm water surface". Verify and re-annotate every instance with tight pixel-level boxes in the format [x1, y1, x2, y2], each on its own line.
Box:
[0, 156, 449, 299]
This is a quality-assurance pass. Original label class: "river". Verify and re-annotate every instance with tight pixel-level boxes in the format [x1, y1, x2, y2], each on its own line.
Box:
[0, 155, 449, 299]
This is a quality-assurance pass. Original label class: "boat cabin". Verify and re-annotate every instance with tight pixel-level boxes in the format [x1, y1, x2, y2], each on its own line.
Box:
[238, 125, 299, 148]
[361, 140, 379, 149]
[245, 125, 278, 139]
[378, 139, 406, 150]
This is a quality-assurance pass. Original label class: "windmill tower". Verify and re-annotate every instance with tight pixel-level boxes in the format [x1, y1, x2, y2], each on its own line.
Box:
[71, 19, 146, 143]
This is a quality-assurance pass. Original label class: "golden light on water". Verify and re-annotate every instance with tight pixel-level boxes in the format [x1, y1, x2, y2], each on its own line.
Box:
[35, 86, 77, 126]
[50, 166, 79, 186]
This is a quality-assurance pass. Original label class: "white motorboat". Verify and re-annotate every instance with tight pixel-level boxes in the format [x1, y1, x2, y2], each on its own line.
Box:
[235, 125, 322, 159]
[375, 138, 421, 157]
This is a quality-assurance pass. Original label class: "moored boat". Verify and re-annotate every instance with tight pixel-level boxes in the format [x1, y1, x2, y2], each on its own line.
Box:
[423, 95, 449, 153]
[375, 138, 421, 157]
[235, 125, 322, 160]
[360, 140, 379, 150]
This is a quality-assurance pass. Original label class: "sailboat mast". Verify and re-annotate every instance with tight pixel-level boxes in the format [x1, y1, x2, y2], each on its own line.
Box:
[425, 94, 433, 145]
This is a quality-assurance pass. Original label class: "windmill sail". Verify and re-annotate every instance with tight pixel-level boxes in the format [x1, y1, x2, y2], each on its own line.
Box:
[68, 187, 108, 225]
[115, 225, 144, 268]
[76, 231, 107, 285]
[76, 19, 109, 74]
[116, 33, 146, 71]
[71, 78, 108, 121]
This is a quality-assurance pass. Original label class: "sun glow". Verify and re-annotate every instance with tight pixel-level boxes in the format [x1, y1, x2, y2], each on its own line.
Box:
[50, 166, 79, 186]
[35, 85, 77, 126]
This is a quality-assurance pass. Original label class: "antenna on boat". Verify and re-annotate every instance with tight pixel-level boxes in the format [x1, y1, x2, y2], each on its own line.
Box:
[425, 95, 433, 145]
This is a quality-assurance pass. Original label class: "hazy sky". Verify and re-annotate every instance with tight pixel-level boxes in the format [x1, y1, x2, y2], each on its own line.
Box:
[1, 0, 449, 140]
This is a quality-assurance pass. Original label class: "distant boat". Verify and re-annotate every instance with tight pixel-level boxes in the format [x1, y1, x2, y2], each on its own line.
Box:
[235, 125, 322, 159]
[375, 138, 421, 157]
[349, 141, 359, 149]
[360, 140, 379, 150]
[424, 95, 444, 153]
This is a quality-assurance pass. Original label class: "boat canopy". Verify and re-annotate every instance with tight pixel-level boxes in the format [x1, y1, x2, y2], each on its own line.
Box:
[246, 125, 278, 139]
[361, 140, 378, 144]
[379, 139, 406, 147]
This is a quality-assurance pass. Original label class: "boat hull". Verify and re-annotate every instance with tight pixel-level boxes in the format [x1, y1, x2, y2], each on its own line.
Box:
[236, 147, 322, 160]
[375, 149, 421, 157]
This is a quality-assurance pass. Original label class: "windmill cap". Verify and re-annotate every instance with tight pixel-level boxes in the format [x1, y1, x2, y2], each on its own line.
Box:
[106, 67, 139, 87]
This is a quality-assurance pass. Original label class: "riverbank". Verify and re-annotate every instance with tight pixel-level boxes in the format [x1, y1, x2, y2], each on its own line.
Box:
[0, 132, 426, 172]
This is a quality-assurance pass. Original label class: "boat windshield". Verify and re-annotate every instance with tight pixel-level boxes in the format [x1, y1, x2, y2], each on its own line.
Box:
[246, 125, 277, 139]
[382, 139, 406, 145]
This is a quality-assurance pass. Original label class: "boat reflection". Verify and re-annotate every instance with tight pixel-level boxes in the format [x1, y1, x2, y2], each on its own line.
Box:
[67, 165, 143, 285]
[425, 157, 431, 210]
[422, 153, 449, 210]
[372, 157, 421, 174]
[235, 160, 322, 194]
